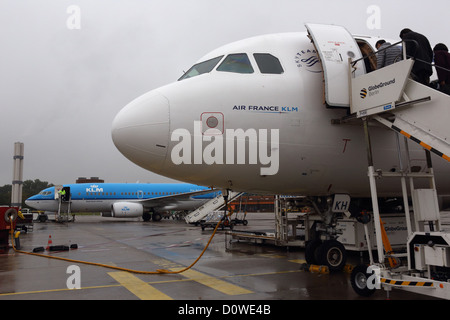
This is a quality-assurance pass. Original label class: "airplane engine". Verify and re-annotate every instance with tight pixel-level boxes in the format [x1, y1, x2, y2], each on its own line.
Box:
[111, 202, 143, 218]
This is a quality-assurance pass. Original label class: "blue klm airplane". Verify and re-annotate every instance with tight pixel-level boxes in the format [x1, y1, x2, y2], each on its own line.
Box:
[25, 183, 219, 221]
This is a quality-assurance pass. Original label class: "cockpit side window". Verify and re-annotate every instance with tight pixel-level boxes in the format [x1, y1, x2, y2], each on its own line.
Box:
[178, 56, 224, 81]
[216, 53, 254, 74]
[253, 54, 284, 74]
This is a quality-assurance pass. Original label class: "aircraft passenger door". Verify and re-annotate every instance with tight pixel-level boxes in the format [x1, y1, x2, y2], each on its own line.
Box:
[137, 190, 144, 199]
[305, 23, 366, 108]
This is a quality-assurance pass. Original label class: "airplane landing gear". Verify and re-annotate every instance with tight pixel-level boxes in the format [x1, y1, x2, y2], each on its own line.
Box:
[305, 238, 347, 271]
[302, 195, 349, 271]
[318, 239, 347, 271]
[152, 212, 162, 222]
[142, 210, 162, 222]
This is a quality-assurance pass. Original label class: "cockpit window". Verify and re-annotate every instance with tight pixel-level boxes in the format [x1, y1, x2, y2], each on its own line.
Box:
[178, 56, 224, 81]
[39, 191, 52, 196]
[253, 54, 284, 74]
[216, 54, 254, 74]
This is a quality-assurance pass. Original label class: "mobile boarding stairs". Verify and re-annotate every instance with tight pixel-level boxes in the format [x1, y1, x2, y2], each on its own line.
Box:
[185, 191, 244, 224]
[349, 53, 450, 299]
[306, 23, 450, 299]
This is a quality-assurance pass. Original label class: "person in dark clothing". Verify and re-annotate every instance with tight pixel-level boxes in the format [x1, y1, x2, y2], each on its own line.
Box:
[433, 43, 450, 95]
[375, 39, 403, 69]
[399, 28, 433, 85]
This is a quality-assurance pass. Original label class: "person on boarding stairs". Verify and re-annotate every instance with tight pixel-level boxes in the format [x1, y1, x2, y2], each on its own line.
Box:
[399, 28, 433, 85]
[433, 43, 450, 95]
[375, 40, 402, 69]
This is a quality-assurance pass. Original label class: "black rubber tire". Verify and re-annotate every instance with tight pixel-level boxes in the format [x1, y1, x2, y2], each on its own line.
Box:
[142, 212, 151, 222]
[152, 213, 162, 222]
[305, 239, 322, 265]
[317, 239, 347, 271]
[350, 264, 376, 297]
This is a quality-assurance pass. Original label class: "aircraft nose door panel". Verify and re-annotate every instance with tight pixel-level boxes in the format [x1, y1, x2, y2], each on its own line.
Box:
[112, 90, 170, 172]
[305, 23, 366, 108]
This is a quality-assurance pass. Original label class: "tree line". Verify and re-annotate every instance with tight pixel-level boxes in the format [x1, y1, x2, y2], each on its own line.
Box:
[0, 179, 53, 208]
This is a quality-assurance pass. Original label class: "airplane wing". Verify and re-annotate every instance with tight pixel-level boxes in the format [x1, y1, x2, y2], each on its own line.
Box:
[137, 188, 220, 210]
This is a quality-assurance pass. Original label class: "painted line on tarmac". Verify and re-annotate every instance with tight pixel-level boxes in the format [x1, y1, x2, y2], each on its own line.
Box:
[152, 257, 252, 295]
[108, 271, 173, 300]
[170, 268, 253, 296]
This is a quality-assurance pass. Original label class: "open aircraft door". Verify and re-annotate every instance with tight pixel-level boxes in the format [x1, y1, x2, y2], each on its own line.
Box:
[305, 23, 366, 107]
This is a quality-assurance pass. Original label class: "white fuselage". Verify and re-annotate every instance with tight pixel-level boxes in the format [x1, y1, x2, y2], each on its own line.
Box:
[112, 32, 450, 197]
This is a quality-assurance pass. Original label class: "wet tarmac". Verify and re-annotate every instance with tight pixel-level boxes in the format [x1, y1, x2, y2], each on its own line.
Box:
[0, 212, 437, 301]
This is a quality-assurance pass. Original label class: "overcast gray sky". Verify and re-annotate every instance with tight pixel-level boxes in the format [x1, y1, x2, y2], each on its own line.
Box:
[1, 0, 448, 186]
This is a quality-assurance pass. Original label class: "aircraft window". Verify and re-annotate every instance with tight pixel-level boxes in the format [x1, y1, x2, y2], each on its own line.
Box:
[253, 54, 284, 74]
[178, 56, 224, 81]
[217, 54, 254, 74]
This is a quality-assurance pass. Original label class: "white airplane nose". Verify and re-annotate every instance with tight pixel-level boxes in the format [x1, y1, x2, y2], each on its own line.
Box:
[112, 90, 170, 172]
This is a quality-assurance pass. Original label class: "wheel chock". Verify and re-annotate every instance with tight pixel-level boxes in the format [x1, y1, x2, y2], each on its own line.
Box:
[309, 264, 329, 274]
[301, 263, 330, 274]
[343, 264, 354, 273]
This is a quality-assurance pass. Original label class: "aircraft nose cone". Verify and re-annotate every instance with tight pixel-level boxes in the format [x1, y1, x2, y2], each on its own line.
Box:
[25, 196, 40, 210]
[112, 90, 170, 172]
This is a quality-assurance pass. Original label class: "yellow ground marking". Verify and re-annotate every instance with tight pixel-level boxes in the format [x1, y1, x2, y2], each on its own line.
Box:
[108, 271, 172, 300]
[288, 259, 307, 264]
[0, 284, 121, 297]
[257, 253, 287, 259]
[152, 257, 252, 295]
[0, 258, 303, 298]
[171, 268, 253, 295]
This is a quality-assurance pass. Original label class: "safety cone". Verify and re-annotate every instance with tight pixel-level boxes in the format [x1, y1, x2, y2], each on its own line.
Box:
[46, 235, 53, 250]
